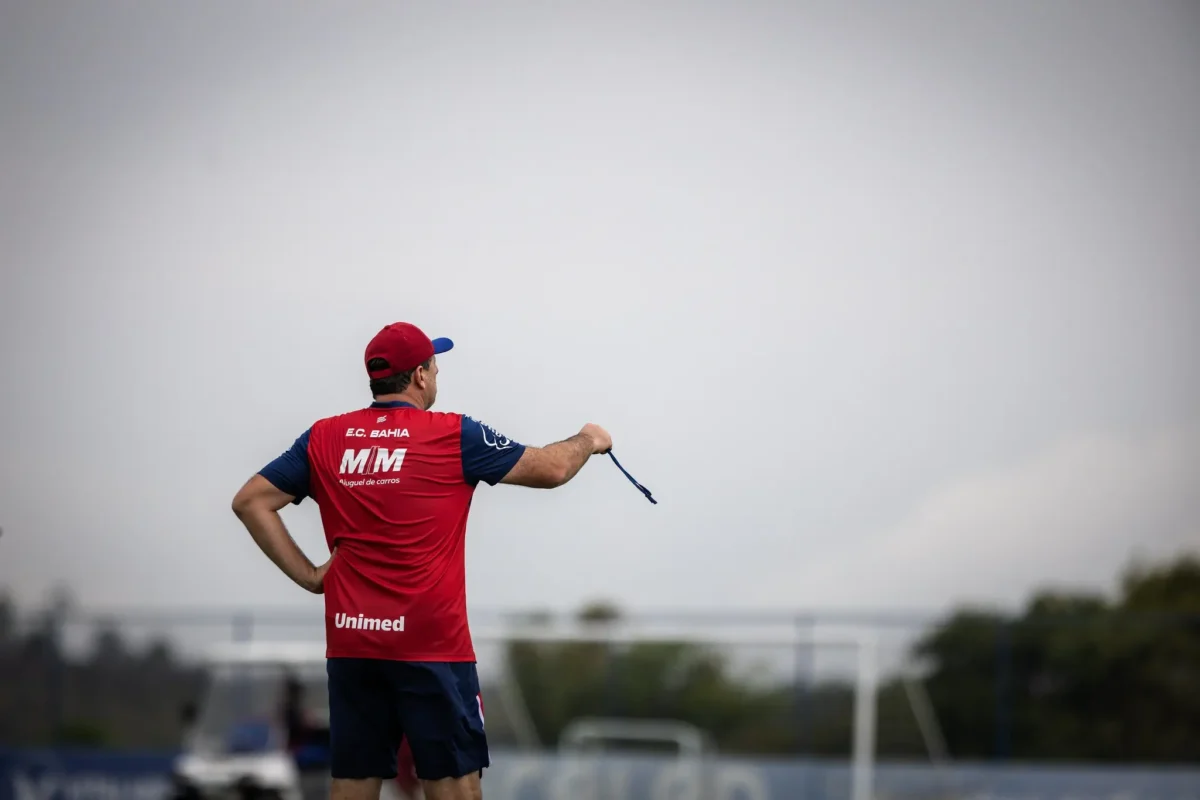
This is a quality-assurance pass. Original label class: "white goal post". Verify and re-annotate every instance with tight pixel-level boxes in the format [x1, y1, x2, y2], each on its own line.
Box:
[470, 619, 880, 800]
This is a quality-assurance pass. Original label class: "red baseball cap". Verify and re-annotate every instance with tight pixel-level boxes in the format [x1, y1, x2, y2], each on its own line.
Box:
[364, 322, 454, 379]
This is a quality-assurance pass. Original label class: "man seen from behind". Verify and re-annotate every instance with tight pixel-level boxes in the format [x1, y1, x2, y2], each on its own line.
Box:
[231, 322, 612, 800]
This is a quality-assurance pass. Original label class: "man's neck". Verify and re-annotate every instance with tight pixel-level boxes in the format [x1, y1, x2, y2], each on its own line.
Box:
[373, 391, 426, 410]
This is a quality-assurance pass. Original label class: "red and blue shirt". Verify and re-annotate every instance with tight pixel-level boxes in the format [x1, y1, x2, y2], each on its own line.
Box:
[259, 401, 525, 661]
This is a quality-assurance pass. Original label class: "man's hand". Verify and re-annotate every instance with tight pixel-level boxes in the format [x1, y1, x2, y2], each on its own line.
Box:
[580, 423, 612, 454]
[233, 475, 331, 594]
[302, 548, 338, 594]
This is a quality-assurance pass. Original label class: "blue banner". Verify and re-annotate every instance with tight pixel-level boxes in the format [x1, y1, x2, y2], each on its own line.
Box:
[481, 757, 1200, 800]
[0, 749, 176, 800]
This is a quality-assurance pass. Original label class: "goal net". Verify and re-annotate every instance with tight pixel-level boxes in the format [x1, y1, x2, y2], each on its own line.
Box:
[470, 616, 879, 800]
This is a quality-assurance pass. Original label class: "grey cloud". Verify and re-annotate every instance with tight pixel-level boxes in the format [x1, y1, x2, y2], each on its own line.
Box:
[1, 0, 1197, 616]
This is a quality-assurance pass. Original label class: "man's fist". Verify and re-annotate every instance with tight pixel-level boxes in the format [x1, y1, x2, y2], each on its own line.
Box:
[580, 423, 613, 455]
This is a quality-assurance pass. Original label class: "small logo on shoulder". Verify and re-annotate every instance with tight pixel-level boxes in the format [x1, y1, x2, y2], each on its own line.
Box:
[477, 420, 513, 450]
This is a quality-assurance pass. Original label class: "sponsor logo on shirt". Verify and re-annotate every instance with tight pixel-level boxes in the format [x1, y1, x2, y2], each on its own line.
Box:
[333, 612, 405, 632]
[338, 447, 407, 487]
[340, 447, 407, 474]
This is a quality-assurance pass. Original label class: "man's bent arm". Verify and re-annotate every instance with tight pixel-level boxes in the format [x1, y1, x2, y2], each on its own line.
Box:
[501, 431, 600, 489]
[232, 475, 328, 593]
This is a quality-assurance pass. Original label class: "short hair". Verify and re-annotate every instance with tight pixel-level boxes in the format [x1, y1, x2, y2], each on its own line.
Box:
[368, 357, 431, 397]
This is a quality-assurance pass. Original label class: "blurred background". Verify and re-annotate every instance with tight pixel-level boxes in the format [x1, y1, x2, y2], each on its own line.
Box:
[1, 0, 1198, 798]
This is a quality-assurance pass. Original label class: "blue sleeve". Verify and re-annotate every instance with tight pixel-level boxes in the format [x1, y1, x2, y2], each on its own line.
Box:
[258, 429, 311, 504]
[461, 416, 527, 486]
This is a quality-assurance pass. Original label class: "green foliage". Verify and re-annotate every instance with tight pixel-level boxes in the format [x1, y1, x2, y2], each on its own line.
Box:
[508, 557, 1200, 762]
[0, 586, 205, 749]
[507, 631, 803, 754]
[3, 555, 1197, 760]
[916, 555, 1200, 762]
[503, 603, 915, 755]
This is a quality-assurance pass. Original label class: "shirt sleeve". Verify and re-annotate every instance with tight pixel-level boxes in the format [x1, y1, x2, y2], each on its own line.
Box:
[258, 429, 312, 504]
[461, 416, 527, 486]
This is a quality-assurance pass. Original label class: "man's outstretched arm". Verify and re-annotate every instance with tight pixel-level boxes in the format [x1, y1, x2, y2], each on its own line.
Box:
[501, 423, 612, 488]
[232, 475, 334, 594]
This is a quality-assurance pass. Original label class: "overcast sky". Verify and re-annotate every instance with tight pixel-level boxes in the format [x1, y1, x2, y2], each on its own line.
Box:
[1, 0, 1198, 624]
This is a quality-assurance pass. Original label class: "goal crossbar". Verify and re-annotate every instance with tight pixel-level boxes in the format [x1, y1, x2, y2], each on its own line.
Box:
[472, 622, 879, 800]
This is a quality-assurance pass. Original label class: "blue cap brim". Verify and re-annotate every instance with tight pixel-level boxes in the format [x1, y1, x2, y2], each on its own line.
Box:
[432, 337, 454, 354]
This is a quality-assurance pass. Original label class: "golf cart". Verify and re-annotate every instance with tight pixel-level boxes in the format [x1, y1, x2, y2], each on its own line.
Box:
[168, 641, 408, 800]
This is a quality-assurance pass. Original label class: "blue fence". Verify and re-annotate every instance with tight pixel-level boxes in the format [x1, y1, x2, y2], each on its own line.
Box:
[4, 749, 1200, 800]
[0, 749, 176, 800]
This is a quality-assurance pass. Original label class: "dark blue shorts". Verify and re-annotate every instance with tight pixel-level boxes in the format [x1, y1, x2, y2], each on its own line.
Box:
[326, 658, 488, 781]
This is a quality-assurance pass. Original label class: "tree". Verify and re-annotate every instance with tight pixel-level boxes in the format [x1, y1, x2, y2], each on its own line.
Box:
[915, 554, 1200, 762]
[0, 593, 205, 748]
[0, 593, 14, 648]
